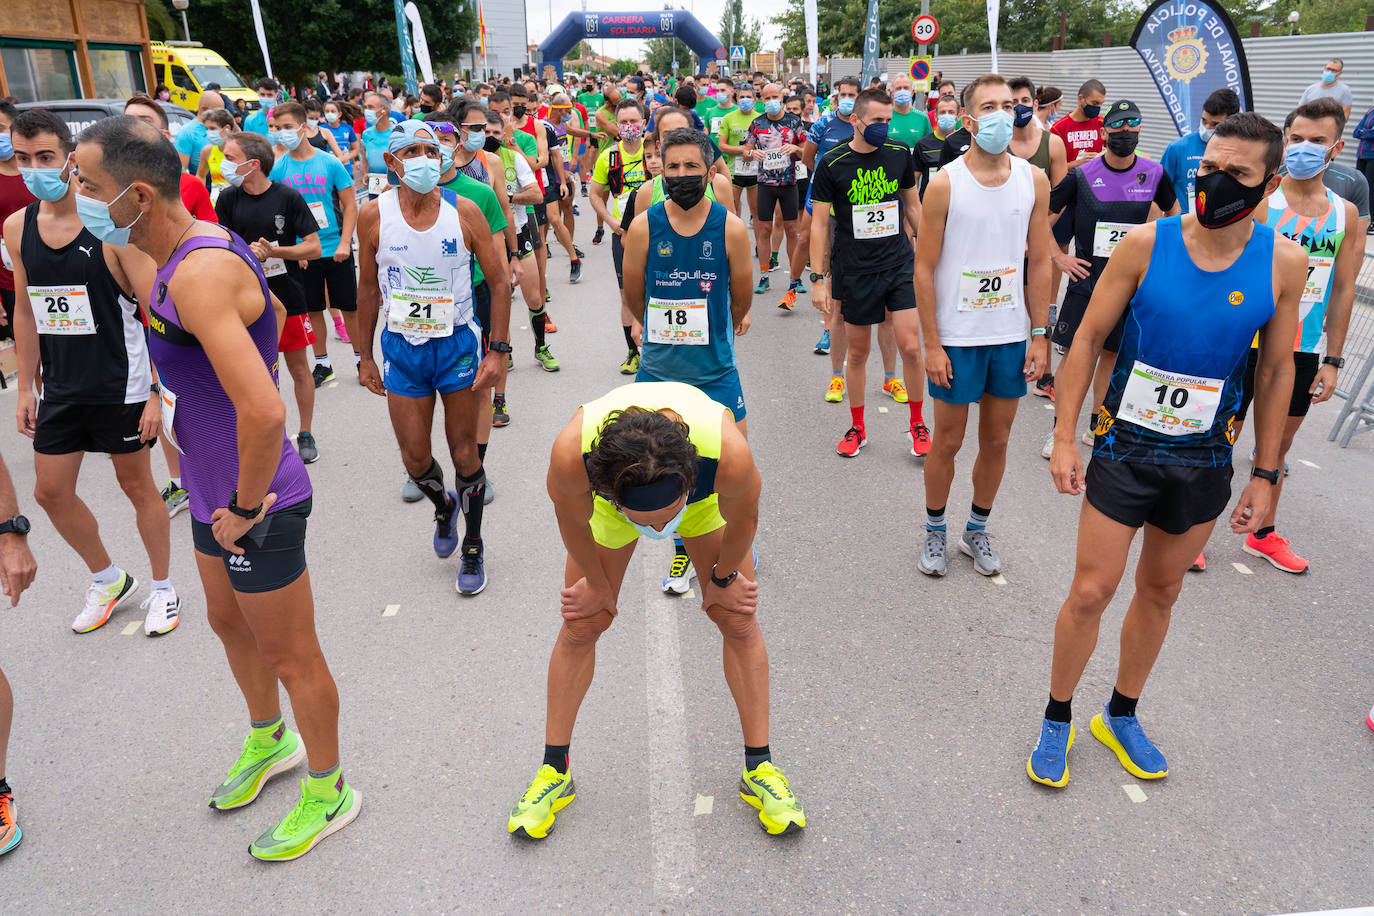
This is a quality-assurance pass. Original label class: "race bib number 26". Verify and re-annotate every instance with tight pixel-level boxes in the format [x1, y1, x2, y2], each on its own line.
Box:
[28, 284, 95, 335]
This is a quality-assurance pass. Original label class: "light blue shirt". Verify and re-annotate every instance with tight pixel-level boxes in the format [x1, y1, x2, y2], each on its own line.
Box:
[269, 150, 354, 254]
[243, 109, 270, 137]
[360, 123, 393, 174]
[1160, 131, 1206, 215]
[173, 120, 207, 174]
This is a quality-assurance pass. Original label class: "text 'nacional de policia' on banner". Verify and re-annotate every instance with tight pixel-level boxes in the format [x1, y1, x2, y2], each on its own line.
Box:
[1129, 0, 1253, 138]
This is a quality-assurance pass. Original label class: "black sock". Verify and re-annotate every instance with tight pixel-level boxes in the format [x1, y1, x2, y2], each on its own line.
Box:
[1045, 694, 1072, 723]
[745, 744, 771, 770]
[623, 325, 638, 355]
[458, 466, 486, 540]
[0, 777, 9, 795]
[543, 743, 570, 773]
[477, 442, 488, 463]
[971, 503, 992, 520]
[1255, 525, 1274, 540]
[531, 308, 547, 348]
[1108, 688, 1138, 719]
[411, 459, 448, 511]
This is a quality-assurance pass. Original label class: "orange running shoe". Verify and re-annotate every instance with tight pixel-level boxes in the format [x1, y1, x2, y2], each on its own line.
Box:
[909, 423, 931, 457]
[778, 288, 797, 310]
[837, 426, 867, 457]
[1243, 532, 1309, 574]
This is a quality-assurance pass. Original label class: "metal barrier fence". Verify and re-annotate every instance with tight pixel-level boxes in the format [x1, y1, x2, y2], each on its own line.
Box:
[1327, 252, 1374, 447]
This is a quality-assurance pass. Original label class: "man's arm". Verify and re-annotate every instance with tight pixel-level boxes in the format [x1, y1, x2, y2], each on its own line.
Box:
[334, 170, 359, 260]
[706, 414, 761, 613]
[267, 230, 321, 262]
[914, 171, 951, 381]
[0, 453, 36, 606]
[460, 197, 510, 347]
[532, 122, 549, 169]
[7, 211, 40, 436]
[808, 201, 833, 316]
[900, 184, 921, 237]
[589, 181, 614, 229]
[354, 199, 384, 390]
[725, 213, 753, 328]
[1047, 133, 1068, 187]
[621, 211, 650, 325]
[801, 138, 820, 170]
[1312, 198, 1361, 403]
[547, 412, 616, 604]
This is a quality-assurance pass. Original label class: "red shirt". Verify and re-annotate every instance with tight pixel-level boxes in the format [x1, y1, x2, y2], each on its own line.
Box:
[179, 173, 218, 222]
[0, 172, 36, 291]
[1049, 114, 1104, 162]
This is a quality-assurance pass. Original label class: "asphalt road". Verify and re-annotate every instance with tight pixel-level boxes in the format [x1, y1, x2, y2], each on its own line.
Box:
[0, 210, 1371, 915]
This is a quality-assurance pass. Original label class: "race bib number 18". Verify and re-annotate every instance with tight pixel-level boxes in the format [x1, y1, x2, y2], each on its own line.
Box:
[646, 298, 708, 346]
[1118, 360, 1222, 437]
[957, 266, 1018, 311]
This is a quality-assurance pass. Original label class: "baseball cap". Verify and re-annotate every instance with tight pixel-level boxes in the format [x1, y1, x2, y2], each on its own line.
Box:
[387, 119, 441, 154]
[1103, 99, 1141, 126]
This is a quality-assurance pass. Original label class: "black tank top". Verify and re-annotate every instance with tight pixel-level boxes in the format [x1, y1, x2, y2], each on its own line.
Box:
[307, 131, 331, 153]
[20, 204, 150, 404]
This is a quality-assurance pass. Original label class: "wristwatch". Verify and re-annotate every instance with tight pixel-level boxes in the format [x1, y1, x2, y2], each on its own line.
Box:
[710, 565, 738, 589]
[809, 272, 825, 283]
[1322, 355, 1345, 369]
[227, 491, 263, 520]
[1031, 326, 1052, 337]
[488, 340, 513, 354]
[149, 382, 161, 395]
[1251, 467, 1281, 485]
[0, 515, 30, 537]
[508, 249, 520, 261]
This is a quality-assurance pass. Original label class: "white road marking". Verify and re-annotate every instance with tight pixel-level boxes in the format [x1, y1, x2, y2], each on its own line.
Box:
[382, 604, 400, 617]
[1297, 459, 1320, 469]
[1121, 784, 1147, 803]
[878, 406, 889, 414]
[1044, 403, 1055, 411]
[1232, 563, 1253, 575]
[990, 573, 1008, 586]
[121, 621, 140, 636]
[682, 588, 694, 599]
[643, 554, 695, 904]
[693, 794, 714, 816]
[327, 381, 339, 389]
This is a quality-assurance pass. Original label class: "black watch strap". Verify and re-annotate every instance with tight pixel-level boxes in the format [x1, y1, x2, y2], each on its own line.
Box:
[1251, 466, 1280, 484]
[489, 340, 513, 353]
[0, 515, 30, 536]
[1322, 355, 1345, 368]
[809, 271, 825, 283]
[227, 491, 263, 519]
[710, 565, 738, 588]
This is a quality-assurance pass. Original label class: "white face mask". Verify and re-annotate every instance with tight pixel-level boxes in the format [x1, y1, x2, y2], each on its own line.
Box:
[307, 118, 320, 129]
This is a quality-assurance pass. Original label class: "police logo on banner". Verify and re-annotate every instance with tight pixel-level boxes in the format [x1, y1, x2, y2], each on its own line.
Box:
[1164, 25, 1207, 83]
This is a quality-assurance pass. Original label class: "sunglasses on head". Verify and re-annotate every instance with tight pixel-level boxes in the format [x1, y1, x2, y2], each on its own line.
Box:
[1107, 117, 1141, 128]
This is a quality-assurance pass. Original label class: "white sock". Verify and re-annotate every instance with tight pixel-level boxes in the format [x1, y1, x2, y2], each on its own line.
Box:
[91, 564, 121, 586]
[314, 354, 332, 369]
[151, 578, 174, 593]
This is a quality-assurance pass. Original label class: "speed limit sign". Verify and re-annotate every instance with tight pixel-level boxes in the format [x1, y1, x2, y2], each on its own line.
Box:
[911, 14, 939, 44]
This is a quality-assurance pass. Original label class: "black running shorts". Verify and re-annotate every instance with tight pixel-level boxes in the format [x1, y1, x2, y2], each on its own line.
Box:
[193, 498, 311, 594]
[757, 183, 798, 223]
[34, 401, 154, 455]
[1235, 348, 1321, 422]
[837, 266, 917, 326]
[1052, 289, 1125, 353]
[1085, 457, 1232, 536]
[302, 254, 358, 312]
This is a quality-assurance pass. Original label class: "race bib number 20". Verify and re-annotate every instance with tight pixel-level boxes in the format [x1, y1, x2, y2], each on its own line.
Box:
[957, 266, 1018, 312]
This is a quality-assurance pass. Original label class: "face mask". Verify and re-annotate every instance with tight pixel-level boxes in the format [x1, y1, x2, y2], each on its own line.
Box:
[738, 98, 755, 113]
[272, 128, 302, 151]
[972, 110, 1013, 154]
[937, 113, 958, 133]
[420, 103, 435, 113]
[1194, 168, 1269, 228]
[75, 184, 141, 247]
[837, 97, 855, 116]
[861, 120, 889, 146]
[365, 109, 379, 126]
[325, 111, 341, 125]
[1321, 70, 1337, 85]
[1284, 140, 1334, 180]
[158, 91, 171, 101]
[206, 129, 224, 147]
[462, 130, 486, 152]
[483, 135, 501, 153]
[764, 99, 782, 116]
[259, 96, 275, 107]
[20, 156, 71, 201]
[1106, 131, 1139, 157]
[663, 173, 706, 209]
[893, 90, 913, 107]
[0, 134, 12, 161]
[629, 503, 687, 540]
[477, 96, 489, 109]
[1198, 124, 1215, 143]
[1013, 104, 1034, 128]
[619, 123, 644, 142]
[398, 154, 440, 193]
[439, 146, 453, 173]
[221, 157, 249, 188]
[307, 118, 320, 129]
[1082, 103, 1101, 119]
[512, 104, 527, 120]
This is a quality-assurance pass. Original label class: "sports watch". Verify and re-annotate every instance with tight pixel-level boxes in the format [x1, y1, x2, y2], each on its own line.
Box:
[710, 565, 738, 589]
[489, 340, 513, 354]
[1251, 467, 1280, 485]
[1322, 356, 1345, 369]
[0, 515, 30, 537]
[1031, 326, 1052, 337]
[809, 272, 826, 283]
[227, 492, 263, 520]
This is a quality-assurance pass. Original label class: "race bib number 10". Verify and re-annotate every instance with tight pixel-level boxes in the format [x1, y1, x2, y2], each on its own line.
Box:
[28, 284, 95, 335]
[646, 298, 708, 346]
[957, 266, 1018, 311]
[1118, 360, 1222, 437]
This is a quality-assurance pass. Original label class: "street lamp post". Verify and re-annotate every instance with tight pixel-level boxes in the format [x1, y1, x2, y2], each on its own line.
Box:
[172, 0, 191, 42]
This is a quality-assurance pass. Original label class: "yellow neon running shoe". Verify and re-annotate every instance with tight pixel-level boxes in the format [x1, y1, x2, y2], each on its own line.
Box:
[824, 375, 845, 403]
[882, 377, 909, 403]
[508, 764, 576, 839]
[739, 760, 805, 835]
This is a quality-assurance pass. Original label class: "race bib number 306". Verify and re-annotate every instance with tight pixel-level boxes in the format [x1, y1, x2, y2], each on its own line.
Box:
[957, 266, 1018, 311]
[28, 284, 95, 335]
[1118, 360, 1222, 437]
[646, 298, 708, 346]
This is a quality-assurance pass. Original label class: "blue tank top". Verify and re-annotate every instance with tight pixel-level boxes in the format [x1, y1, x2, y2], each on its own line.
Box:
[1095, 215, 1276, 467]
[640, 200, 736, 387]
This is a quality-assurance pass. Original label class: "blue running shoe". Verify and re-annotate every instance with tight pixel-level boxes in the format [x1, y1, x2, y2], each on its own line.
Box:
[814, 330, 830, 355]
[1090, 702, 1168, 779]
[1027, 718, 1074, 787]
[433, 491, 459, 558]
[456, 538, 486, 595]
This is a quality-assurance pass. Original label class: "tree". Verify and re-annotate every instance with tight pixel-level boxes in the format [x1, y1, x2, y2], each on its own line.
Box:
[144, 0, 178, 43]
[720, 0, 766, 59]
[610, 58, 640, 78]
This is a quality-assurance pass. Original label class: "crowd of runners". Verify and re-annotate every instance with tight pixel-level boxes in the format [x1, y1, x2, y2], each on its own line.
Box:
[0, 57, 1366, 860]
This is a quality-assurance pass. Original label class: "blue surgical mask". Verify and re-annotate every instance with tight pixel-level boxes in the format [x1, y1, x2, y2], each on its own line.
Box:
[439, 146, 453, 173]
[893, 90, 913, 107]
[837, 97, 855, 116]
[861, 120, 889, 146]
[937, 113, 958, 133]
[1284, 140, 1334, 180]
[206, 129, 224, 146]
[1198, 124, 1215, 143]
[0, 133, 12, 161]
[764, 99, 782, 116]
[365, 108, 380, 126]
[973, 110, 1014, 154]
[477, 96, 489, 109]
[75, 184, 141, 248]
[462, 130, 485, 152]
[271, 128, 302, 151]
[629, 503, 687, 540]
[20, 155, 71, 202]
[221, 157, 248, 188]
[398, 154, 440, 193]
[1321, 69, 1337, 85]
[739, 98, 754, 113]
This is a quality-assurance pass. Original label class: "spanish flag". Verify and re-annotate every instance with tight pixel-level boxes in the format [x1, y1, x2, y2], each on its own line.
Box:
[479, 1, 487, 61]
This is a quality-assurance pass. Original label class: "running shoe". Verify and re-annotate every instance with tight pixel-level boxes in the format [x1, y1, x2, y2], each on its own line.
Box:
[1081, 430, 1094, 447]
[662, 551, 693, 595]
[581, 184, 589, 197]
[1032, 374, 1055, 400]
[572, 205, 581, 216]
[1027, 718, 1075, 788]
[814, 330, 830, 355]
[824, 375, 845, 403]
[917, 530, 947, 577]
[506, 355, 515, 372]
[1090, 703, 1168, 780]
[508, 764, 576, 839]
[311, 364, 335, 387]
[161, 480, 189, 518]
[768, 252, 779, 272]
[249, 776, 361, 861]
[909, 423, 931, 458]
[569, 260, 582, 283]
[619, 351, 640, 375]
[1191, 552, 1206, 572]
[1367, 704, 1374, 731]
[492, 398, 511, 428]
[1243, 532, 1309, 574]
[456, 539, 487, 595]
[72, 572, 138, 633]
[434, 491, 460, 558]
[484, 479, 494, 506]
[739, 760, 805, 835]
[1247, 447, 1289, 476]
[333, 318, 350, 344]
[960, 529, 1002, 576]
[574, 246, 586, 259]
[402, 477, 423, 502]
[794, 277, 807, 294]
[296, 432, 319, 464]
[544, 290, 551, 304]
[836, 426, 866, 457]
[545, 244, 552, 259]
[208, 727, 305, 810]
[778, 288, 797, 310]
[0, 789, 18, 855]
[141, 590, 180, 637]
[545, 315, 558, 333]
[1041, 429, 1055, 460]
[592, 226, 605, 245]
[883, 377, 909, 403]
[753, 276, 770, 294]
[535, 345, 561, 372]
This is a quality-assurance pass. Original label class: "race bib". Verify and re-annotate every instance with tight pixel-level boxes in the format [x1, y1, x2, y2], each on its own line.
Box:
[763, 149, 790, 172]
[387, 286, 455, 338]
[1302, 255, 1334, 305]
[1092, 221, 1134, 258]
[263, 257, 287, 278]
[0, 237, 12, 272]
[957, 266, 1018, 311]
[28, 284, 95, 335]
[733, 155, 758, 177]
[209, 185, 223, 205]
[367, 172, 390, 195]
[1118, 360, 1222, 437]
[853, 200, 899, 239]
[645, 297, 708, 346]
[160, 385, 184, 454]
[308, 201, 329, 229]
[711, 117, 725, 136]
[795, 162, 808, 181]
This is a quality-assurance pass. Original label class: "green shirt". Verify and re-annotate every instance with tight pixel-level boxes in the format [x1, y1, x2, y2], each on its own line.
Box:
[441, 171, 507, 286]
[577, 91, 604, 112]
[695, 99, 718, 129]
[707, 103, 737, 139]
[595, 105, 616, 153]
[888, 108, 932, 150]
[717, 107, 760, 170]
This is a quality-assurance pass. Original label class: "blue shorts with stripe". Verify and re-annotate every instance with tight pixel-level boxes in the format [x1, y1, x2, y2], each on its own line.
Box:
[381, 326, 481, 398]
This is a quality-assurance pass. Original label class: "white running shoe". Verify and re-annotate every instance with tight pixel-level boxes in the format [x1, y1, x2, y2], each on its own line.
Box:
[141, 589, 181, 636]
[1041, 429, 1055, 460]
[72, 572, 138, 633]
[662, 552, 694, 595]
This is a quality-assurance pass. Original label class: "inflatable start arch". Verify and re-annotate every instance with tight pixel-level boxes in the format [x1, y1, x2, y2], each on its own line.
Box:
[538, 11, 727, 79]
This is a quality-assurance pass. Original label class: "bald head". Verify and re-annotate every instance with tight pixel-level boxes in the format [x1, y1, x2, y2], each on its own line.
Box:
[196, 92, 225, 114]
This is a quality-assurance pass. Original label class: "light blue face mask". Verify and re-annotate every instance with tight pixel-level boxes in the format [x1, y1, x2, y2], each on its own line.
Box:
[764, 99, 782, 116]
[206, 129, 224, 147]
[629, 502, 687, 540]
[893, 90, 913, 107]
[462, 130, 486, 152]
[365, 108, 380, 126]
[738, 98, 755, 113]
[1284, 140, 1333, 180]
[271, 128, 302, 151]
[398, 154, 440, 193]
[973, 110, 1014, 154]
[937, 113, 958, 133]
[75, 184, 142, 248]
[1321, 69, 1337, 85]
[20, 155, 72, 202]
[0, 133, 12, 161]
[439, 146, 453, 173]
[837, 97, 855, 116]
[1198, 124, 1215, 143]
[221, 157, 248, 188]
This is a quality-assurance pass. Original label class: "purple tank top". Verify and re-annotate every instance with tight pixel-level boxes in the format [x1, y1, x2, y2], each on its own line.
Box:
[147, 230, 312, 524]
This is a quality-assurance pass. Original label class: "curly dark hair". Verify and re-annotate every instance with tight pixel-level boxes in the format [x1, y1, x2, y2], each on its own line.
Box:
[585, 407, 698, 505]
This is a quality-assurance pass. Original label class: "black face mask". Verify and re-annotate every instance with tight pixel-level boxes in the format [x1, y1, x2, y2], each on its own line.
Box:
[663, 174, 707, 210]
[483, 136, 501, 154]
[1194, 168, 1270, 228]
[1013, 104, 1034, 128]
[420, 103, 435, 113]
[512, 104, 527, 120]
[1082, 103, 1101, 119]
[1105, 131, 1139, 157]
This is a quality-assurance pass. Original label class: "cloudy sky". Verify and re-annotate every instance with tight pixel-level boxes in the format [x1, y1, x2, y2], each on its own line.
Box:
[522, 0, 791, 60]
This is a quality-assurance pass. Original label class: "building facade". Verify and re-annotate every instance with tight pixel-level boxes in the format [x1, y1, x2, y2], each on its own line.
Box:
[0, 0, 153, 102]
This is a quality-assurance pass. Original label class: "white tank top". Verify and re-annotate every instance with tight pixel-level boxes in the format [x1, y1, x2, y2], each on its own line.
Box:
[933, 155, 1035, 346]
[375, 189, 477, 346]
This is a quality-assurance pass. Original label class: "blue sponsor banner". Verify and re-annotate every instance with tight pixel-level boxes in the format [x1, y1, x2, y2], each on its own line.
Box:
[861, 0, 880, 85]
[1130, 0, 1253, 138]
[394, 0, 418, 96]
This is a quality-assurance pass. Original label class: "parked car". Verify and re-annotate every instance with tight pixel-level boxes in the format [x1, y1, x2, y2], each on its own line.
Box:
[15, 97, 195, 140]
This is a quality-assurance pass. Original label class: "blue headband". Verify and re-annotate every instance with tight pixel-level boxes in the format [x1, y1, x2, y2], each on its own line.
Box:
[617, 477, 685, 512]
